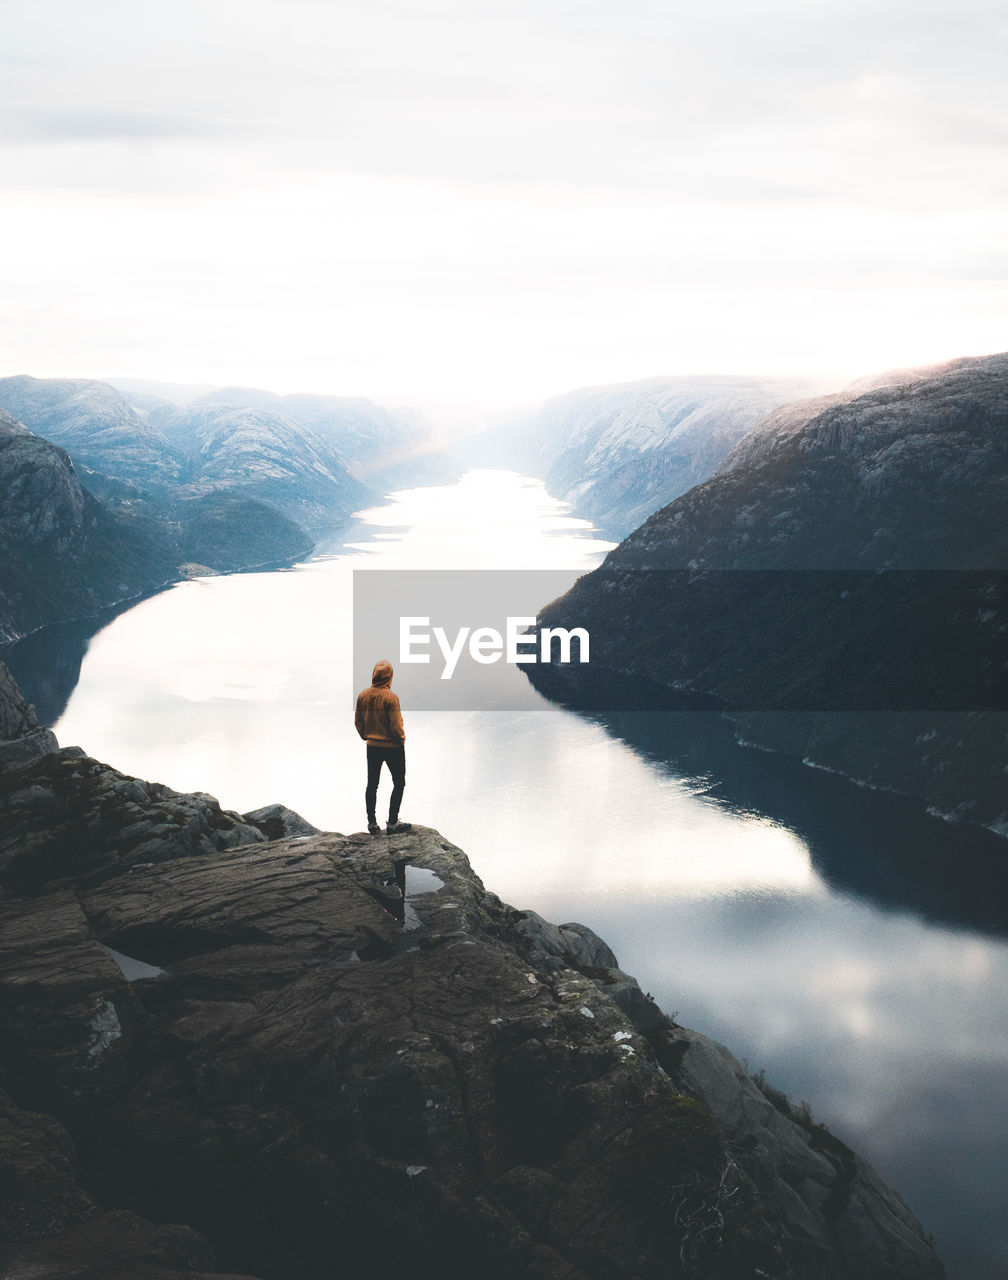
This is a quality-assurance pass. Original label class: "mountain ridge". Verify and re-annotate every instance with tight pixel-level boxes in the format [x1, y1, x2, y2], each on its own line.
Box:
[530, 351, 1008, 834]
[0, 373, 455, 645]
[454, 374, 828, 537]
[0, 374, 184, 487]
[0, 410, 182, 646]
[0, 409, 316, 646]
[115, 377, 456, 491]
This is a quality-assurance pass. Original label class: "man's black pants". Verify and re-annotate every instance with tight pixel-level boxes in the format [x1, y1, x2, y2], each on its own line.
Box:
[365, 744, 406, 824]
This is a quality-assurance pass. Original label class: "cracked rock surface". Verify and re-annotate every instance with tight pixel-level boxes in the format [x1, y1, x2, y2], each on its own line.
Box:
[0, 667, 945, 1279]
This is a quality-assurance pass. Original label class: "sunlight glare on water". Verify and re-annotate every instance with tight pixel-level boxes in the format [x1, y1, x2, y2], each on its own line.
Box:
[53, 469, 816, 912]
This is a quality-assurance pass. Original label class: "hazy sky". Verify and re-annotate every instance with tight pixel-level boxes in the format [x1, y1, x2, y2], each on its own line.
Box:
[1, 0, 1005, 407]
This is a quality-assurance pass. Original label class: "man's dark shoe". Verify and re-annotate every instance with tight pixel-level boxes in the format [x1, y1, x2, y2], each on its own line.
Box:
[368, 821, 381, 835]
[386, 820, 413, 834]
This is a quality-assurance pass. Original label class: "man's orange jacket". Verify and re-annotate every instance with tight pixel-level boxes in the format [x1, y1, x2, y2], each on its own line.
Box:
[354, 660, 405, 747]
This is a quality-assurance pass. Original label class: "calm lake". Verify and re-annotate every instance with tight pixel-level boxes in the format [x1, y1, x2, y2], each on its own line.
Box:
[6, 469, 1008, 1280]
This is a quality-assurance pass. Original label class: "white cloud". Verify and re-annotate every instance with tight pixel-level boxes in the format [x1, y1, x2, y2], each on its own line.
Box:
[0, 0, 1004, 401]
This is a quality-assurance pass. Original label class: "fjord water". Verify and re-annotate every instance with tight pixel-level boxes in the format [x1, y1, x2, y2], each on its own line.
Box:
[17, 470, 1008, 1279]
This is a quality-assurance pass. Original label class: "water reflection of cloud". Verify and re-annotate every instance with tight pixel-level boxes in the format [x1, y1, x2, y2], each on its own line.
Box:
[168, 664, 290, 702]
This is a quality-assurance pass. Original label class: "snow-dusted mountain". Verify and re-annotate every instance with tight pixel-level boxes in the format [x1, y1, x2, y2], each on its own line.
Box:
[0, 375, 378, 533]
[0, 373, 461, 536]
[0, 403, 316, 645]
[0, 376, 184, 488]
[457, 375, 825, 537]
[143, 400, 371, 533]
[275, 393, 453, 488]
[116, 380, 455, 492]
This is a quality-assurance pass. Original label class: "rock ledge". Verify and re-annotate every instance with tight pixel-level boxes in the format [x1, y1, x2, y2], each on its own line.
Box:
[0, 667, 945, 1279]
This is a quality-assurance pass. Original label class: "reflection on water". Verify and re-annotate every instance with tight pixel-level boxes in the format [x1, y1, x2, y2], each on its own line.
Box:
[4, 469, 1007, 1280]
[2, 601, 138, 726]
[393, 864, 446, 931]
[591, 706, 1008, 935]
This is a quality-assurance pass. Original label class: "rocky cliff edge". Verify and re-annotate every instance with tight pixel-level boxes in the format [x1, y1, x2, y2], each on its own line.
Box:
[0, 663, 944, 1280]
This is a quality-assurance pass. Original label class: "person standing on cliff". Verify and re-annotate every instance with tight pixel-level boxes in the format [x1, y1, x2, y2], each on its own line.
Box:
[354, 659, 412, 836]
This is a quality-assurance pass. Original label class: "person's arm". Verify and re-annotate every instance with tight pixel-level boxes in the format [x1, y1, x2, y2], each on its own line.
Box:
[387, 692, 405, 744]
[354, 693, 368, 741]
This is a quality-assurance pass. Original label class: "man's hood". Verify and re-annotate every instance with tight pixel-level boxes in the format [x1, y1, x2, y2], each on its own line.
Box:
[371, 660, 393, 687]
